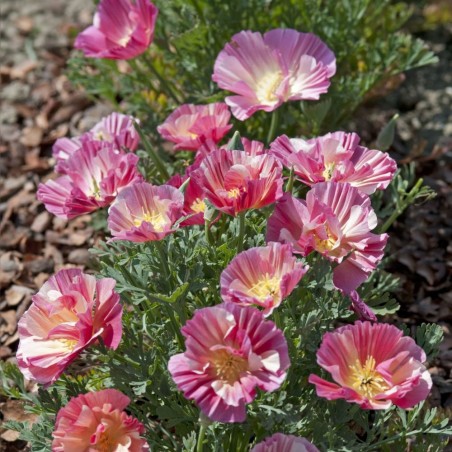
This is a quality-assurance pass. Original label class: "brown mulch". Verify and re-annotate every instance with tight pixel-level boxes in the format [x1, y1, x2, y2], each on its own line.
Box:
[0, 1, 451, 450]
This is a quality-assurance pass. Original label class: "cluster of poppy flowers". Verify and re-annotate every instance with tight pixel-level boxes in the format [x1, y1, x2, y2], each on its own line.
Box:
[20, 0, 433, 449]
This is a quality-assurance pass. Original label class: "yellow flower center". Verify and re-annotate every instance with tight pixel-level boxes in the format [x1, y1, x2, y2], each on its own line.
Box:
[255, 71, 283, 104]
[94, 130, 106, 141]
[133, 210, 167, 232]
[59, 338, 78, 351]
[314, 232, 337, 253]
[212, 349, 248, 384]
[248, 273, 281, 301]
[349, 356, 389, 399]
[91, 178, 102, 200]
[191, 198, 206, 214]
[227, 187, 241, 199]
[322, 162, 336, 180]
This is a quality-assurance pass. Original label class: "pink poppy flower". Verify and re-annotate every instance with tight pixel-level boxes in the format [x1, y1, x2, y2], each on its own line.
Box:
[53, 113, 140, 174]
[17, 269, 122, 386]
[196, 149, 283, 216]
[166, 173, 208, 226]
[157, 103, 232, 151]
[267, 182, 388, 316]
[220, 242, 308, 316]
[213, 29, 336, 120]
[308, 321, 432, 409]
[270, 132, 397, 194]
[197, 136, 268, 160]
[251, 433, 319, 452]
[38, 142, 142, 219]
[108, 182, 184, 242]
[74, 0, 158, 60]
[168, 303, 290, 423]
[91, 112, 140, 151]
[52, 389, 148, 451]
[52, 136, 84, 174]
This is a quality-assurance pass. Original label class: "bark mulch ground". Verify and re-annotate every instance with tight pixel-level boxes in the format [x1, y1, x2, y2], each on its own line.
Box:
[0, 1, 451, 450]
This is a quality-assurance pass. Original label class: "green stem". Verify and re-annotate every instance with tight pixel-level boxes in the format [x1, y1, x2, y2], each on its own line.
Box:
[237, 212, 246, 253]
[141, 53, 183, 104]
[135, 125, 170, 181]
[286, 166, 295, 194]
[196, 423, 207, 452]
[204, 219, 215, 246]
[165, 303, 185, 349]
[379, 178, 423, 233]
[266, 108, 280, 144]
[155, 241, 170, 282]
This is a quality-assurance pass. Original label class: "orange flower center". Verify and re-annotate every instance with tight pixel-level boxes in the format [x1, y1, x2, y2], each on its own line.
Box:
[349, 356, 389, 399]
[248, 273, 281, 301]
[191, 198, 206, 214]
[212, 349, 248, 384]
[93, 429, 115, 451]
[255, 71, 283, 104]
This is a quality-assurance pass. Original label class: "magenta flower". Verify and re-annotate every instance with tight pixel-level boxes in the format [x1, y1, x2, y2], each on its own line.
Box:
[91, 112, 140, 151]
[53, 113, 140, 174]
[52, 136, 84, 173]
[251, 433, 319, 452]
[108, 182, 184, 242]
[221, 243, 308, 316]
[270, 132, 397, 194]
[52, 389, 148, 451]
[213, 29, 336, 120]
[38, 142, 142, 219]
[157, 103, 232, 151]
[166, 173, 208, 226]
[74, 0, 158, 60]
[197, 136, 268, 160]
[17, 269, 122, 386]
[308, 321, 432, 409]
[168, 303, 290, 423]
[196, 149, 283, 216]
[267, 182, 388, 317]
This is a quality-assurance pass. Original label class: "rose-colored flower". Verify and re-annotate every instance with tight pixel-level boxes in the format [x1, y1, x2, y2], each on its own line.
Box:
[91, 112, 140, 151]
[267, 182, 387, 319]
[221, 243, 308, 316]
[157, 103, 232, 151]
[108, 181, 184, 242]
[251, 433, 319, 452]
[270, 132, 397, 194]
[308, 321, 432, 409]
[213, 29, 336, 120]
[196, 149, 283, 216]
[168, 303, 290, 423]
[38, 142, 142, 219]
[52, 136, 84, 173]
[74, 0, 158, 60]
[197, 136, 268, 160]
[17, 269, 122, 386]
[52, 389, 148, 451]
[53, 113, 140, 174]
[166, 173, 208, 226]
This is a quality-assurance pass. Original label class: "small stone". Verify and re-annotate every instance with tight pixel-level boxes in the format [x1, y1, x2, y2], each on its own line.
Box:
[24, 256, 53, 274]
[30, 211, 51, 233]
[5, 285, 34, 306]
[68, 249, 91, 266]
[20, 126, 43, 147]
